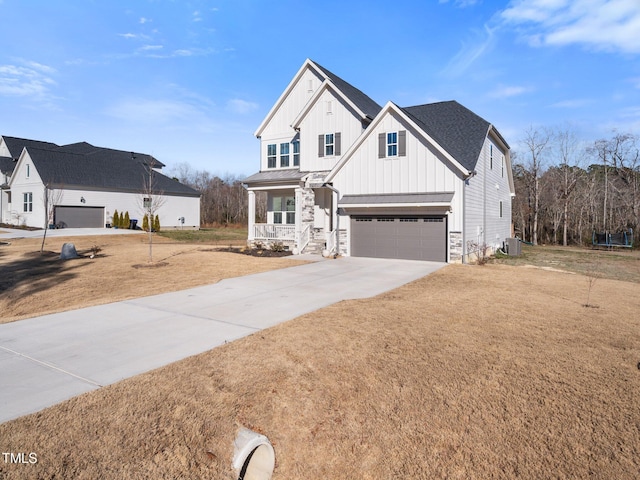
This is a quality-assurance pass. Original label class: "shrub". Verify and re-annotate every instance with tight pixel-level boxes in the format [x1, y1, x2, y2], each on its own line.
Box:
[112, 210, 119, 228]
[123, 211, 130, 229]
[271, 241, 285, 252]
[142, 214, 149, 232]
[153, 214, 160, 232]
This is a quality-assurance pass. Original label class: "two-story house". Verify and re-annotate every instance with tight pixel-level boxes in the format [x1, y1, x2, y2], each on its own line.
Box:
[244, 59, 515, 262]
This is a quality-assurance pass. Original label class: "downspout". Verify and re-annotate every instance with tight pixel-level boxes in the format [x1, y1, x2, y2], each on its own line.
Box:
[322, 182, 340, 257]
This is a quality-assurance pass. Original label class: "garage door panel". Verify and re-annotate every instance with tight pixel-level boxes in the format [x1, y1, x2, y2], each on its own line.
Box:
[54, 206, 104, 228]
[351, 216, 446, 262]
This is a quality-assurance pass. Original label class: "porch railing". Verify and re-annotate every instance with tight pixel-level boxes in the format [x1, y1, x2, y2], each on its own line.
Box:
[326, 229, 338, 255]
[253, 223, 296, 240]
[299, 224, 311, 252]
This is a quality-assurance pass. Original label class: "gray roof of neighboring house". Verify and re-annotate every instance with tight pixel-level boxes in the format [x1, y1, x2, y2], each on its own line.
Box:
[340, 192, 455, 205]
[25, 146, 199, 197]
[0, 156, 15, 175]
[62, 142, 166, 168]
[402, 101, 508, 172]
[243, 169, 307, 187]
[313, 61, 382, 120]
[2, 136, 59, 159]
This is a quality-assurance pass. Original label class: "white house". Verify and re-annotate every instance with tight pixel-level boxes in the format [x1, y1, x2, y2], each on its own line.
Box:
[0, 136, 200, 230]
[244, 59, 515, 263]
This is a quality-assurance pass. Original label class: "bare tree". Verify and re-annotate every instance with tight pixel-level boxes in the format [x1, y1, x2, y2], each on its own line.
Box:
[139, 157, 166, 263]
[521, 127, 551, 245]
[40, 183, 63, 253]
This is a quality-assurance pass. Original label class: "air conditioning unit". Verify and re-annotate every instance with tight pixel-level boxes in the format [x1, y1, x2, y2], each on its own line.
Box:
[505, 238, 521, 256]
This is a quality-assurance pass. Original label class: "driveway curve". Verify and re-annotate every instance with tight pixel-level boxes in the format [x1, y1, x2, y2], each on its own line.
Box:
[0, 256, 444, 423]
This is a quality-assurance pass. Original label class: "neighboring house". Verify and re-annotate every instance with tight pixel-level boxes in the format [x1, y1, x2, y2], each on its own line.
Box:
[244, 59, 515, 262]
[0, 136, 200, 229]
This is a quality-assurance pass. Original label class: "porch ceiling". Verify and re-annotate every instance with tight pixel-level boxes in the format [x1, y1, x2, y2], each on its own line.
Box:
[243, 169, 306, 188]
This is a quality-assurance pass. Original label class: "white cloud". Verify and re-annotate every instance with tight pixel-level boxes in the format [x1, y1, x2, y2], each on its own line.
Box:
[193, 10, 202, 22]
[139, 17, 151, 24]
[488, 85, 531, 98]
[439, 0, 480, 6]
[0, 63, 57, 99]
[226, 99, 258, 115]
[500, 0, 640, 54]
[443, 24, 497, 76]
[140, 45, 163, 51]
[550, 98, 592, 108]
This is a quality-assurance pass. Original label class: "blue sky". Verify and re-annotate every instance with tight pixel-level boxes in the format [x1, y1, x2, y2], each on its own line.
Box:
[1, 0, 639, 176]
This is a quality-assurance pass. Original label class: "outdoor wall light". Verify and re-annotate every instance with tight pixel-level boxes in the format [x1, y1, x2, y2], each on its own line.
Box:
[80, 197, 86, 203]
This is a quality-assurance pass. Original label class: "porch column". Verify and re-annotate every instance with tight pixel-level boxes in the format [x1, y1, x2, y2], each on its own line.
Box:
[247, 189, 255, 241]
[294, 187, 303, 247]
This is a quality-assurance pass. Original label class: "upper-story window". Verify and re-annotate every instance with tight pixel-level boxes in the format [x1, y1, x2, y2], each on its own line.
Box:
[280, 143, 290, 167]
[490, 144, 493, 169]
[293, 140, 300, 167]
[378, 130, 406, 158]
[325, 134, 334, 156]
[267, 144, 277, 168]
[26, 164, 30, 178]
[318, 133, 341, 158]
[501, 154, 505, 178]
[387, 132, 398, 157]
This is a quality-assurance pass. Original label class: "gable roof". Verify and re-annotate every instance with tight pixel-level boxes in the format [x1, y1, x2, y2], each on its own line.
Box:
[312, 61, 382, 120]
[402, 101, 503, 173]
[254, 59, 381, 137]
[16, 146, 199, 197]
[1, 136, 59, 159]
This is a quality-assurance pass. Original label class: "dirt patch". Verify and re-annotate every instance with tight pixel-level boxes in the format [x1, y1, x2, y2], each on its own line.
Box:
[0, 235, 306, 324]
[1, 262, 639, 478]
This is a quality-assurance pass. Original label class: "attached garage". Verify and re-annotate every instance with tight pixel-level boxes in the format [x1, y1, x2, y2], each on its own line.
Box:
[340, 193, 454, 262]
[350, 215, 447, 261]
[54, 206, 104, 228]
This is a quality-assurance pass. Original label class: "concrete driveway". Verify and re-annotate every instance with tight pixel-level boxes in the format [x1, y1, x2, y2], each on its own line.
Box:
[0, 256, 444, 423]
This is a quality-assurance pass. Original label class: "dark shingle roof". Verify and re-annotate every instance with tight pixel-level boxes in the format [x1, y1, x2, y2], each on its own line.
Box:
[402, 101, 496, 172]
[2, 136, 59, 159]
[0, 156, 15, 175]
[25, 147, 199, 197]
[62, 142, 166, 168]
[313, 61, 382, 120]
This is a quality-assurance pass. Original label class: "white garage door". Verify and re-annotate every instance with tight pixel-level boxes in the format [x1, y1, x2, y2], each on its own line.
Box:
[351, 215, 447, 261]
[54, 206, 105, 228]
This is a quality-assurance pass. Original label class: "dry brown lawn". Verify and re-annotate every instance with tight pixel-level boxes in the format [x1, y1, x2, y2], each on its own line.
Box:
[1, 252, 639, 479]
[0, 234, 303, 324]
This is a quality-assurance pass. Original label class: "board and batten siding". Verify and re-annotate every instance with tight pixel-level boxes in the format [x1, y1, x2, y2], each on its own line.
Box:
[259, 68, 324, 171]
[298, 89, 365, 173]
[464, 135, 512, 251]
[331, 111, 465, 233]
[7, 153, 47, 228]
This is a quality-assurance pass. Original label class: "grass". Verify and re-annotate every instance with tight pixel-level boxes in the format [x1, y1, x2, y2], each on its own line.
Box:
[0, 233, 301, 324]
[157, 226, 248, 244]
[1, 247, 639, 478]
[491, 244, 640, 283]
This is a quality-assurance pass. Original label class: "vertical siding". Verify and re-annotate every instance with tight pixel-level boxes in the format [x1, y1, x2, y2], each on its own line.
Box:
[299, 89, 364, 173]
[259, 68, 323, 171]
[464, 136, 512, 250]
[8, 153, 46, 227]
[332, 112, 465, 232]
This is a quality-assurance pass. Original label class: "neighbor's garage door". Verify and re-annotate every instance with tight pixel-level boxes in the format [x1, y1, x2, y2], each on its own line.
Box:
[351, 216, 447, 261]
[54, 206, 104, 228]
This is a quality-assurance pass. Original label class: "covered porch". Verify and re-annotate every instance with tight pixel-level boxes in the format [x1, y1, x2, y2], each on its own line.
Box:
[244, 170, 337, 254]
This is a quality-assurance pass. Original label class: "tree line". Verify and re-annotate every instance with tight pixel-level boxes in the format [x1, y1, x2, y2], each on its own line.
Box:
[513, 128, 639, 246]
[169, 162, 266, 226]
